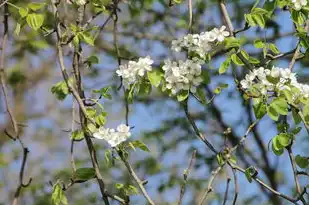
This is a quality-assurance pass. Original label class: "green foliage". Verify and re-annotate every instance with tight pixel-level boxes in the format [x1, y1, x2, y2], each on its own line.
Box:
[245, 7, 269, 28]
[51, 81, 70, 101]
[295, 155, 309, 168]
[218, 57, 231, 74]
[51, 181, 68, 205]
[177, 90, 189, 102]
[93, 86, 112, 100]
[267, 98, 288, 121]
[245, 166, 257, 183]
[147, 69, 163, 87]
[115, 183, 139, 196]
[73, 168, 96, 183]
[129, 140, 150, 152]
[71, 130, 84, 141]
[253, 98, 266, 119]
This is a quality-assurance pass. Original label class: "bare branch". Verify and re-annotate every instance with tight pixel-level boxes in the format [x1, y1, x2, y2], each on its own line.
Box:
[178, 150, 196, 205]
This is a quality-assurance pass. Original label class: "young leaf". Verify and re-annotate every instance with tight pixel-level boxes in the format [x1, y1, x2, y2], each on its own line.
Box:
[73, 168, 96, 182]
[19, 7, 29, 18]
[26, 13, 44, 31]
[253, 98, 266, 119]
[277, 133, 291, 147]
[231, 54, 244, 66]
[51, 182, 68, 205]
[269, 43, 280, 54]
[27, 2, 45, 11]
[219, 57, 231, 74]
[295, 155, 309, 168]
[177, 90, 189, 102]
[71, 130, 84, 141]
[147, 70, 163, 87]
[254, 39, 265, 49]
[93, 86, 112, 99]
[131, 140, 150, 152]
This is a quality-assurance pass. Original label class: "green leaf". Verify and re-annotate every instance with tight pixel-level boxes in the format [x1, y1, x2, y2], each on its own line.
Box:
[269, 98, 289, 116]
[177, 90, 189, 102]
[291, 10, 305, 25]
[248, 57, 260, 64]
[231, 54, 244, 66]
[195, 87, 207, 104]
[244, 167, 253, 183]
[201, 70, 210, 84]
[131, 140, 150, 152]
[51, 81, 69, 101]
[219, 57, 231, 74]
[51, 182, 68, 205]
[216, 153, 225, 166]
[252, 13, 265, 28]
[254, 39, 265, 48]
[87, 123, 97, 133]
[105, 149, 112, 167]
[26, 13, 44, 31]
[292, 108, 302, 125]
[14, 23, 21, 36]
[267, 105, 279, 121]
[138, 81, 152, 95]
[73, 168, 96, 182]
[253, 98, 266, 119]
[93, 86, 112, 99]
[291, 127, 302, 135]
[81, 32, 95, 46]
[19, 7, 28, 18]
[224, 37, 241, 49]
[295, 155, 309, 168]
[27, 2, 45, 11]
[86, 108, 96, 117]
[86, 55, 99, 66]
[71, 130, 84, 141]
[95, 112, 107, 126]
[269, 43, 280, 54]
[277, 133, 291, 147]
[147, 70, 163, 87]
[272, 136, 284, 156]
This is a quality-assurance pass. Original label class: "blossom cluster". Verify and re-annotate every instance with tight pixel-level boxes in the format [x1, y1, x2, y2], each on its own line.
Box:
[171, 26, 229, 58]
[116, 56, 153, 88]
[291, 0, 307, 10]
[162, 58, 204, 95]
[240, 66, 309, 99]
[94, 124, 131, 147]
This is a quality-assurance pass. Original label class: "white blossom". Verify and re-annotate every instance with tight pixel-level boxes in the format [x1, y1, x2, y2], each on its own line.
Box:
[171, 26, 229, 58]
[116, 56, 153, 88]
[162, 58, 203, 95]
[292, 0, 307, 10]
[94, 124, 131, 147]
[75, 0, 86, 6]
[240, 66, 309, 102]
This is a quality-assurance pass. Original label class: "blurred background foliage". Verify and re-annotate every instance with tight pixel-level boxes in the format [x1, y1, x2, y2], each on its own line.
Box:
[0, 0, 308, 204]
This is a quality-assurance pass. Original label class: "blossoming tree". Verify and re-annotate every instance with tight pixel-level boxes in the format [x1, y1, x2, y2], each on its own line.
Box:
[0, 0, 309, 204]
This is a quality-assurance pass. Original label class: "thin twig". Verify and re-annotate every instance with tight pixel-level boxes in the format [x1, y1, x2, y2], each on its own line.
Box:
[118, 151, 155, 205]
[229, 162, 304, 204]
[70, 100, 76, 173]
[231, 168, 238, 205]
[51, 1, 110, 204]
[187, 0, 192, 33]
[183, 100, 218, 154]
[178, 150, 196, 205]
[222, 176, 231, 205]
[198, 166, 223, 205]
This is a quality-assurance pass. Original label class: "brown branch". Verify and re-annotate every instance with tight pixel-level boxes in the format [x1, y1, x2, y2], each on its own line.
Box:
[229, 162, 305, 204]
[178, 150, 196, 205]
[198, 166, 223, 205]
[0, 3, 32, 205]
[231, 168, 238, 205]
[183, 100, 218, 154]
[222, 176, 231, 205]
[51, 1, 111, 204]
[118, 151, 155, 205]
